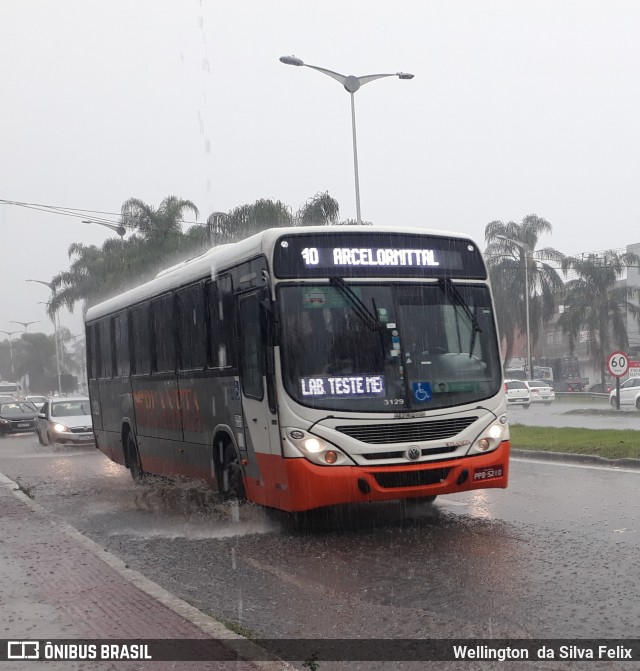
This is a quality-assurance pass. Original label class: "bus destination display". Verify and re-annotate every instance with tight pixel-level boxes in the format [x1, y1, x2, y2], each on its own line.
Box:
[301, 375, 386, 399]
[274, 233, 487, 279]
[304, 246, 440, 268]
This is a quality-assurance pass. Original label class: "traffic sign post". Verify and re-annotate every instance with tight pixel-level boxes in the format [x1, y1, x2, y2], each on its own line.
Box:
[607, 351, 629, 411]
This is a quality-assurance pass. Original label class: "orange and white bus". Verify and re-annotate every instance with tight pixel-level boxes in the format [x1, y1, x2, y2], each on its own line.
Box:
[85, 226, 508, 512]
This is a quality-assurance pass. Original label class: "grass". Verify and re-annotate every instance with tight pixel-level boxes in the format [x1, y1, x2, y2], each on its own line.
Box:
[510, 424, 640, 460]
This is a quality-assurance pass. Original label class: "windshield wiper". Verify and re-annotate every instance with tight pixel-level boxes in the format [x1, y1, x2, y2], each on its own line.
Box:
[438, 278, 482, 357]
[329, 277, 379, 331]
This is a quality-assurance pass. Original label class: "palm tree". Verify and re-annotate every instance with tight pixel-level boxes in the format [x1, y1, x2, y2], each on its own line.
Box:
[121, 195, 199, 244]
[48, 242, 106, 315]
[49, 196, 202, 315]
[484, 215, 564, 367]
[295, 191, 340, 226]
[207, 199, 293, 244]
[558, 250, 640, 388]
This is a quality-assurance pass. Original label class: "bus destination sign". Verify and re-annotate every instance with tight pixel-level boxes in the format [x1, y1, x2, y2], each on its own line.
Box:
[300, 375, 386, 399]
[273, 232, 487, 279]
[319, 247, 440, 268]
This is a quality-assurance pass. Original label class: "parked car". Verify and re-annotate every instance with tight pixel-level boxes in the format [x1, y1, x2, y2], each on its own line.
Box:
[609, 378, 640, 410]
[25, 395, 48, 412]
[588, 383, 613, 394]
[525, 379, 556, 404]
[552, 379, 586, 392]
[504, 379, 530, 408]
[0, 400, 39, 436]
[36, 397, 94, 446]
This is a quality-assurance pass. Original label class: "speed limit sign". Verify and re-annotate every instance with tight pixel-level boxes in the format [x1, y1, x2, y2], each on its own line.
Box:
[607, 351, 629, 378]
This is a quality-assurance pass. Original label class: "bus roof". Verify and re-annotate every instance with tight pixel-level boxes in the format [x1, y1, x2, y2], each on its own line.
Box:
[85, 225, 479, 322]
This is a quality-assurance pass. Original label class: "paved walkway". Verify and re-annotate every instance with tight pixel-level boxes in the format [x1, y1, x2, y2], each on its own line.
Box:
[0, 474, 290, 671]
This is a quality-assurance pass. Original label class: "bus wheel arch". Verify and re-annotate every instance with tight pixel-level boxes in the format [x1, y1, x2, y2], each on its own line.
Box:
[213, 430, 246, 501]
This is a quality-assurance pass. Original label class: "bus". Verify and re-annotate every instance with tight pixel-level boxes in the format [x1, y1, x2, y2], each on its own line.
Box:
[85, 226, 508, 512]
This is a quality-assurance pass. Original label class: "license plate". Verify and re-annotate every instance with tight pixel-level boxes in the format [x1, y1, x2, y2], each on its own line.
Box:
[473, 465, 504, 481]
[17, 423, 30, 428]
[79, 434, 94, 441]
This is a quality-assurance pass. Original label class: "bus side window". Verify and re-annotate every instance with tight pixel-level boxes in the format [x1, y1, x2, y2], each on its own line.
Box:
[151, 294, 176, 373]
[207, 275, 236, 369]
[177, 284, 206, 371]
[113, 311, 130, 377]
[130, 303, 151, 375]
[99, 318, 112, 379]
[86, 324, 96, 380]
[238, 293, 263, 400]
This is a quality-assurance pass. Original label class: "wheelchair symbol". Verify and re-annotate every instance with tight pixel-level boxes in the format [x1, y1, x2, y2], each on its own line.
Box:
[412, 382, 432, 403]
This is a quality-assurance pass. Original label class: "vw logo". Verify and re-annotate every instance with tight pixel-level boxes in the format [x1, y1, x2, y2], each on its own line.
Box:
[406, 447, 421, 461]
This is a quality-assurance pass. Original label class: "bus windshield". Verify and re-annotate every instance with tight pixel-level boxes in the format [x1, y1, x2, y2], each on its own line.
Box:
[279, 282, 501, 412]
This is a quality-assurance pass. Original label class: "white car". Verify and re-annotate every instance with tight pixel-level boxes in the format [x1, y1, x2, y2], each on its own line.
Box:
[609, 377, 640, 410]
[525, 379, 556, 405]
[25, 395, 47, 412]
[36, 397, 95, 446]
[504, 379, 530, 408]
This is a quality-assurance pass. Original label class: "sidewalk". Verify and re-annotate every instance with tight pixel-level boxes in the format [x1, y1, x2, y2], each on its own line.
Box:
[0, 474, 290, 671]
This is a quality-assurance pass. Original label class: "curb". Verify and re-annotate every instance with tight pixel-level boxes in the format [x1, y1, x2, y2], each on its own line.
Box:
[511, 449, 640, 470]
[0, 472, 293, 671]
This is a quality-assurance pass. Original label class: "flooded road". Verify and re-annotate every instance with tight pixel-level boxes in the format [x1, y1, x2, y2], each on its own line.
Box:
[1, 432, 639, 669]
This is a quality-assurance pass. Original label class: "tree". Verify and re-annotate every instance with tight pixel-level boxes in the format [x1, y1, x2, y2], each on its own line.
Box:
[484, 215, 564, 366]
[49, 196, 205, 315]
[206, 192, 345, 244]
[295, 191, 340, 226]
[11, 332, 59, 394]
[207, 199, 293, 244]
[558, 251, 640, 388]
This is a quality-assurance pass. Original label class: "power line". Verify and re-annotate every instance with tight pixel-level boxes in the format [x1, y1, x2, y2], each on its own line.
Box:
[0, 198, 203, 228]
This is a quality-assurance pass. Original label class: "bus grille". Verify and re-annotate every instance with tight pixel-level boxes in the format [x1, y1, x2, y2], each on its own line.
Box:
[335, 416, 477, 444]
[361, 446, 457, 460]
[373, 468, 451, 489]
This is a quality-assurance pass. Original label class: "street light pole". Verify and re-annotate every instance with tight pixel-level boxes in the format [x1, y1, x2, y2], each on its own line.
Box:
[496, 236, 533, 380]
[0, 330, 18, 378]
[279, 55, 414, 225]
[26, 279, 63, 396]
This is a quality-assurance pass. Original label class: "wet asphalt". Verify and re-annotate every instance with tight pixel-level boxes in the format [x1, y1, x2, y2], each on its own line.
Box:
[1, 402, 639, 670]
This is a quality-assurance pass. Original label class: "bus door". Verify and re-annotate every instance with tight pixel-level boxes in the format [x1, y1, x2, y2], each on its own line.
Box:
[237, 289, 284, 508]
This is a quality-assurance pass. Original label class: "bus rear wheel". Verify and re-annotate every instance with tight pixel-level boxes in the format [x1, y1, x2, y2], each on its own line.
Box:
[126, 432, 144, 480]
[222, 445, 246, 502]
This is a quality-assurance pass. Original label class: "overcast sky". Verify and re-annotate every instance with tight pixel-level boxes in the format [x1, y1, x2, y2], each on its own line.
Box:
[1, 0, 639, 339]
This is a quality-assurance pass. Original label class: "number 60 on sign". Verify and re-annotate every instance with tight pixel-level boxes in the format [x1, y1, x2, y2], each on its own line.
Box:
[607, 351, 629, 378]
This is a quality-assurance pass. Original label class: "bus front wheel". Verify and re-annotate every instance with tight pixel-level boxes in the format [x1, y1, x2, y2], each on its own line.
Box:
[222, 445, 246, 502]
[126, 432, 144, 480]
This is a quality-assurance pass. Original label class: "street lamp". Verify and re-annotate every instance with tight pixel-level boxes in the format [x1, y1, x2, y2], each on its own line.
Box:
[280, 55, 414, 225]
[82, 220, 126, 238]
[0, 330, 19, 377]
[496, 236, 533, 380]
[10, 321, 39, 333]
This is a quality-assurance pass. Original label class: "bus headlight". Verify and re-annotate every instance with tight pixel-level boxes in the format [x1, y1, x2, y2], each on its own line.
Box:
[286, 428, 353, 466]
[473, 416, 508, 453]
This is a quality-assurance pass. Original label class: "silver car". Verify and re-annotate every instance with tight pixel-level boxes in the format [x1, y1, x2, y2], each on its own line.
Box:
[36, 397, 95, 446]
[525, 379, 556, 405]
[504, 379, 530, 408]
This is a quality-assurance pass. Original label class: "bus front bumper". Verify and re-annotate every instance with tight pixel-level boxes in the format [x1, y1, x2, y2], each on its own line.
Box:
[258, 440, 510, 512]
